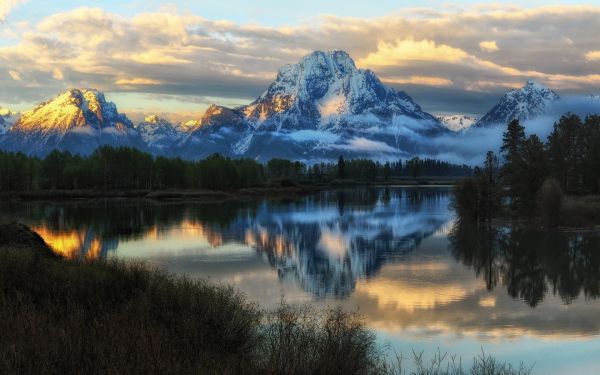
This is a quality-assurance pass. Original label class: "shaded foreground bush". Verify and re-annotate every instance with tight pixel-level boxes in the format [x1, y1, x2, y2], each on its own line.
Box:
[0, 223, 532, 375]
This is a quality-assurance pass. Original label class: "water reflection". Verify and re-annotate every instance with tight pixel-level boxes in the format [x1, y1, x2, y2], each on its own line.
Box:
[449, 220, 600, 307]
[5, 189, 600, 373]
[3, 188, 600, 307]
[2, 188, 450, 298]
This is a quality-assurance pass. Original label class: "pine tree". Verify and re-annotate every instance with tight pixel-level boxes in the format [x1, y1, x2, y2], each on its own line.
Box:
[337, 155, 346, 179]
[547, 114, 584, 194]
[522, 134, 549, 212]
[500, 119, 527, 212]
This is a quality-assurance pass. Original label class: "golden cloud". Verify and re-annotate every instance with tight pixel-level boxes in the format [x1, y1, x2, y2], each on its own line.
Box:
[382, 76, 453, 87]
[585, 51, 600, 61]
[115, 77, 162, 86]
[479, 40, 499, 52]
[8, 69, 21, 81]
[358, 39, 468, 66]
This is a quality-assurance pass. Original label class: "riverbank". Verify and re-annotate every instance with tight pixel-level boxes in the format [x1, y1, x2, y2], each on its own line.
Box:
[0, 177, 460, 202]
[0, 223, 532, 375]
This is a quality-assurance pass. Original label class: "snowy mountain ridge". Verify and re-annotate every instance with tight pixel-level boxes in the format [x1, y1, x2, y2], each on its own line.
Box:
[474, 81, 559, 128]
[437, 115, 478, 131]
[177, 50, 445, 160]
[0, 108, 18, 135]
[0, 89, 145, 156]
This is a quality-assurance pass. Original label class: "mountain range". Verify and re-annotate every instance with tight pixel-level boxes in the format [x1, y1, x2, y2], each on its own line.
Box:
[438, 115, 478, 131]
[0, 50, 596, 161]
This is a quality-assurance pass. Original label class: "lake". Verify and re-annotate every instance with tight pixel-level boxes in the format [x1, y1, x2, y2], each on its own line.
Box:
[3, 186, 600, 374]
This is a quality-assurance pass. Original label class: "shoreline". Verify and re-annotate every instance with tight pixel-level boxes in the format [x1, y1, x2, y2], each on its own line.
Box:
[0, 179, 459, 202]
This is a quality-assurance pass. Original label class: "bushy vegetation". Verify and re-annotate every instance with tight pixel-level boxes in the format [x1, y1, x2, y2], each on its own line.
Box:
[0, 223, 532, 375]
[0, 147, 472, 193]
[454, 114, 600, 226]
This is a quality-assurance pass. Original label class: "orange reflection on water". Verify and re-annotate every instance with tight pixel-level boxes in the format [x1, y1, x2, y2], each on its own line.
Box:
[32, 226, 102, 260]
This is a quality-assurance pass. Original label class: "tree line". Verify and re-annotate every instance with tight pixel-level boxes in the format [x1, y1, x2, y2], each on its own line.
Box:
[0, 146, 473, 192]
[454, 114, 600, 226]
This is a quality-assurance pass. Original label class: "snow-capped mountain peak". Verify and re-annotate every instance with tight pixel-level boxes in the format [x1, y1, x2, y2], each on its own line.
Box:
[437, 115, 478, 131]
[475, 81, 559, 128]
[136, 115, 183, 153]
[0, 107, 18, 135]
[13, 88, 134, 134]
[238, 50, 438, 131]
[175, 119, 201, 132]
[0, 88, 144, 157]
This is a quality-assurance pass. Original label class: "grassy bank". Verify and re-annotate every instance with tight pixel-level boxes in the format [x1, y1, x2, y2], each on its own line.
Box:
[0, 223, 532, 374]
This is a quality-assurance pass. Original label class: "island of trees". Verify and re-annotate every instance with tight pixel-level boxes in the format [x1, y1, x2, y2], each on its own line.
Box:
[454, 114, 600, 227]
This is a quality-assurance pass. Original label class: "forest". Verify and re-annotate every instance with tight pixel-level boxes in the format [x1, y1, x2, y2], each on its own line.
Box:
[0, 147, 472, 192]
[454, 114, 600, 226]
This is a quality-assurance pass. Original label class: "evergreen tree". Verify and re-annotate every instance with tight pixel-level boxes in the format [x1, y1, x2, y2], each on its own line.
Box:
[581, 115, 600, 193]
[500, 119, 527, 212]
[547, 114, 584, 194]
[337, 155, 346, 179]
[521, 134, 549, 213]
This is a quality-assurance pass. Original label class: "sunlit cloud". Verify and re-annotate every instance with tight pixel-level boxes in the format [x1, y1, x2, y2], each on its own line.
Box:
[479, 40, 498, 52]
[0, 4, 599, 116]
[8, 69, 21, 81]
[115, 77, 163, 86]
[382, 76, 453, 87]
[51, 68, 63, 80]
[585, 51, 600, 61]
[0, 0, 26, 22]
[358, 39, 468, 66]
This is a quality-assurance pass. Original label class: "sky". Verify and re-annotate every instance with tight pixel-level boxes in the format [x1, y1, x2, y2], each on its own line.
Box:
[1, 0, 599, 122]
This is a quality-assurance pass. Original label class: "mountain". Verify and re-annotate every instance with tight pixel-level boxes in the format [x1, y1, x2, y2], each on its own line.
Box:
[175, 119, 200, 133]
[474, 81, 559, 128]
[0, 108, 18, 135]
[136, 115, 187, 154]
[0, 89, 146, 157]
[437, 115, 477, 131]
[177, 50, 445, 161]
[177, 105, 254, 160]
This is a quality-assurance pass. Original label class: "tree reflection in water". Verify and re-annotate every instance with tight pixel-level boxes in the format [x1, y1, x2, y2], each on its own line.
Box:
[449, 219, 600, 307]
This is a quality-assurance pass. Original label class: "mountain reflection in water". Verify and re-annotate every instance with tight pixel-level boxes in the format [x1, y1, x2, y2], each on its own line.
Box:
[2, 187, 600, 306]
[6, 187, 600, 374]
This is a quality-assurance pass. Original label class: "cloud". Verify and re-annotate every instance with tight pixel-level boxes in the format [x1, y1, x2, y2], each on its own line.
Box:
[0, 0, 26, 22]
[8, 70, 21, 81]
[336, 137, 398, 153]
[0, 4, 600, 116]
[359, 39, 468, 66]
[115, 77, 162, 86]
[585, 51, 600, 61]
[382, 76, 453, 86]
[479, 40, 499, 52]
[52, 68, 63, 80]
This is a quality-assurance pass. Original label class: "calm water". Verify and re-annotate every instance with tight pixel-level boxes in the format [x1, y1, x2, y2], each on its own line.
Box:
[3, 187, 600, 374]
